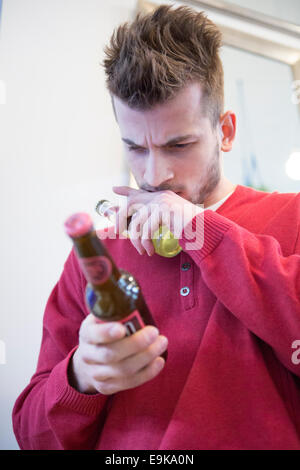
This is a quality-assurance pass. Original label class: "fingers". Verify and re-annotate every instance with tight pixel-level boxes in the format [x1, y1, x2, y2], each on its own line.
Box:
[126, 205, 163, 256]
[94, 357, 166, 395]
[115, 198, 180, 256]
[91, 334, 167, 380]
[76, 314, 168, 395]
[79, 314, 127, 345]
[112, 186, 140, 197]
[116, 203, 157, 256]
[115, 204, 133, 237]
[81, 322, 161, 363]
[112, 190, 202, 257]
[141, 207, 161, 243]
[128, 206, 157, 256]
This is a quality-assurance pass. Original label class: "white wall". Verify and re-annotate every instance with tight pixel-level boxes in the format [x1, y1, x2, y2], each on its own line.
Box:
[229, 0, 300, 25]
[0, 0, 136, 450]
[1, 0, 300, 450]
[221, 45, 300, 193]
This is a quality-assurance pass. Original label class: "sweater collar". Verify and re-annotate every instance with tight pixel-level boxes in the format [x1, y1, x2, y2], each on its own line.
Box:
[205, 188, 236, 212]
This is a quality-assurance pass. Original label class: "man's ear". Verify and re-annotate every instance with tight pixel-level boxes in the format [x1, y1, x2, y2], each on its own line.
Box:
[219, 111, 236, 152]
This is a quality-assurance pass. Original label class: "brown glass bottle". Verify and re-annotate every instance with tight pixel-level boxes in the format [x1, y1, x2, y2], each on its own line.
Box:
[64, 212, 166, 359]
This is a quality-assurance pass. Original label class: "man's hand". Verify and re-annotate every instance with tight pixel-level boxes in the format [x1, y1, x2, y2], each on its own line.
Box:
[112, 186, 203, 256]
[68, 313, 168, 395]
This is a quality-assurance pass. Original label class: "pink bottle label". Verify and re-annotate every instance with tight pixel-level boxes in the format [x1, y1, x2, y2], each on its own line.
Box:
[121, 310, 146, 336]
[78, 256, 112, 285]
[95, 310, 145, 336]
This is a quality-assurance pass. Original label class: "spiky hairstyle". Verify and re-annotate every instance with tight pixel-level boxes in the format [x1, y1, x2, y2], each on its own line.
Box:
[103, 5, 224, 126]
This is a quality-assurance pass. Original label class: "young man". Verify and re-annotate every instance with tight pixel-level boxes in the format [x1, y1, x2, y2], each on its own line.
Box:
[13, 5, 300, 450]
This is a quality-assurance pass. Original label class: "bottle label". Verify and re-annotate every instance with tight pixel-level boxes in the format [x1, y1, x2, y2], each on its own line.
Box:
[78, 256, 112, 285]
[121, 310, 146, 336]
[94, 309, 145, 336]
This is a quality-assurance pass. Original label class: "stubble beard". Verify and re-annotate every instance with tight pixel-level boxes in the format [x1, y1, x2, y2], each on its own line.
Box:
[134, 141, 221, 206]
[190, 142, 221, 206]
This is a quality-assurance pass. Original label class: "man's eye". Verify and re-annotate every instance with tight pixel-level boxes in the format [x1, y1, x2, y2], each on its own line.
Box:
[172, 143, 190, 149]
[128, 146, 145, 152]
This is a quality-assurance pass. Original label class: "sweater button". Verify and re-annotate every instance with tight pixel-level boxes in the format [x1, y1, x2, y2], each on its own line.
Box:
[181, 262, 191, 271]
[180, 287, 190, 296]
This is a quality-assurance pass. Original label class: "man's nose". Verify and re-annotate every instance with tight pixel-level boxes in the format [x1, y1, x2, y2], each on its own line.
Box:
[143, 152, 174, 187]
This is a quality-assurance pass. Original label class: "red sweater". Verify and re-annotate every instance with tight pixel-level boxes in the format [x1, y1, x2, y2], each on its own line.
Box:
[12, 184, 300, 450]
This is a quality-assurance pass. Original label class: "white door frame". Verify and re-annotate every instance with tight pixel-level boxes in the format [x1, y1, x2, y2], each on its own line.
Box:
[137, 0, 300, 114]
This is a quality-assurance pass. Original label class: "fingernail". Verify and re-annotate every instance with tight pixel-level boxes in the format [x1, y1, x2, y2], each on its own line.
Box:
[155, 357, 165, 371]
[147, 327, 159, 342]
[159, 336, 168, 350]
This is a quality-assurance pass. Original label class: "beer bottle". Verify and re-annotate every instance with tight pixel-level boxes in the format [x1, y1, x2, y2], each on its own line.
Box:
[64, 212, 167, 359]
[95, 199, 182, 258]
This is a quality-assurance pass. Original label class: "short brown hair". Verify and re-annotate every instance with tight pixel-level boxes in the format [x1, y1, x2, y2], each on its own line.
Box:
[103, 5, 224, 127]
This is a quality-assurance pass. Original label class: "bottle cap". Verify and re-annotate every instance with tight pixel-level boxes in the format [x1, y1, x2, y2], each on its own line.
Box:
[64, 212, 93, 238]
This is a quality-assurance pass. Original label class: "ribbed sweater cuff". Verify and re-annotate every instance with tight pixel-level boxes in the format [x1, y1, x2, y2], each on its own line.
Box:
[180, 210, 234, 262]
[50, 347, 108, 416]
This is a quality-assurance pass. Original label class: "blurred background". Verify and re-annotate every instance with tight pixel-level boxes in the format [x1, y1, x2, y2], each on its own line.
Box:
[0, 0, 299, 449]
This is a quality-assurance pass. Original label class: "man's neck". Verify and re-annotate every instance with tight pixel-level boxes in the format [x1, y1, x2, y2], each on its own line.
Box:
[203, 178, 237, 209]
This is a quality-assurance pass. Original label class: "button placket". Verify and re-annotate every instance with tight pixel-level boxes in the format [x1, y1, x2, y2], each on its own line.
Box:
[181, 262, 191, 272]
[180, 253, 195, 310]
[180, 287, 190, 296]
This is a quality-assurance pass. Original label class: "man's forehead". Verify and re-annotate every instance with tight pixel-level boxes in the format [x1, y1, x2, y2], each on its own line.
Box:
[112, 82, 206, 120]
[113, 91, 208, 141]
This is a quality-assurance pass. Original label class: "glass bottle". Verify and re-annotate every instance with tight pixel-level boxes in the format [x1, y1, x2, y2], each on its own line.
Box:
[64, 212, 167, 360]
[95, 199, 182, 258]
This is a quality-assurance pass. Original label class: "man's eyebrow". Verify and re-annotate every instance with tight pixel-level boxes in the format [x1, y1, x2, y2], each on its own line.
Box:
[121, 134, 199, 147]
[122, 138, 140, 147]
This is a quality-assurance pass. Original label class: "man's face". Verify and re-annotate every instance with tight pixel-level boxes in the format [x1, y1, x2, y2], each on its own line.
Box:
[113, 82, 223, 205]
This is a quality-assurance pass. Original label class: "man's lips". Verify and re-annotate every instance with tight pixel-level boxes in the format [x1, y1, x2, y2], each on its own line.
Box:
[141, 187, 185, 198]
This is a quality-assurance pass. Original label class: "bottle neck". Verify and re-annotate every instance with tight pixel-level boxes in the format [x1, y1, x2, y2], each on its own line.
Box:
[72, 229, 121, 285]
[96, 200, 117, 223]
[96, 200, 131, 231]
